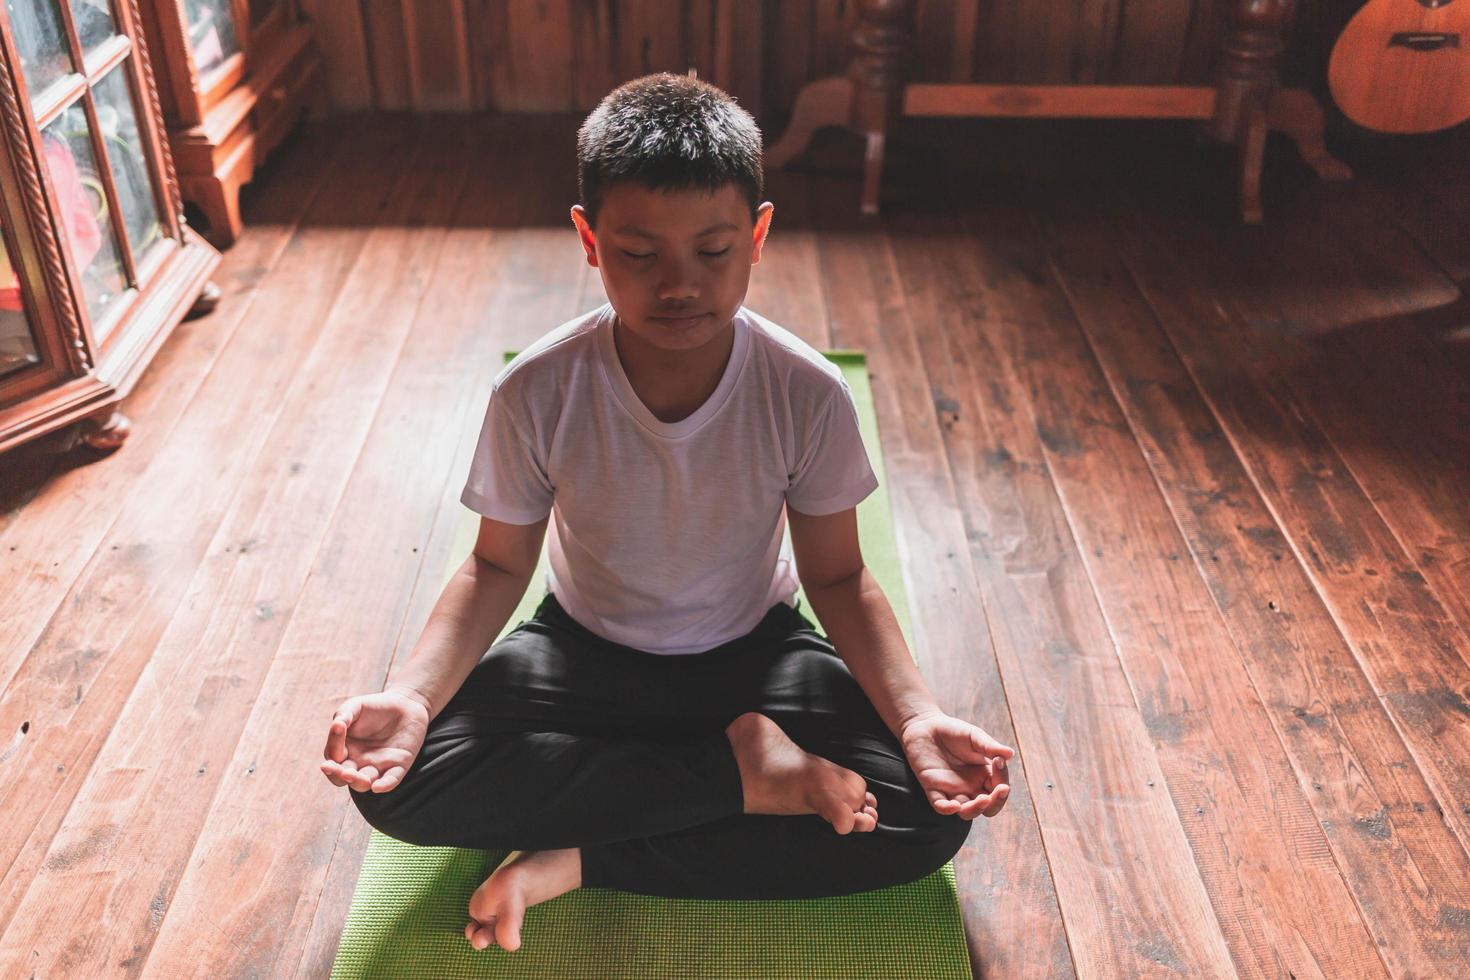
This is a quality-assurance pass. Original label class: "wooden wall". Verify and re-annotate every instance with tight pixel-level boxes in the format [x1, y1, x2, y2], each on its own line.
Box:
[298, 0, 1359, 124]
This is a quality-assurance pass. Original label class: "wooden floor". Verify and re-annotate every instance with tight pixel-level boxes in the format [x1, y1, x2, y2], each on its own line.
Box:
[2, 109, 1468, 978]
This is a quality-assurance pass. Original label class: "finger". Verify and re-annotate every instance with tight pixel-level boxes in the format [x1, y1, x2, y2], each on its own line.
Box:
[371, 766, 406, 793]
[932, 796, 961, 814]
[320, 760, 348, 787]
[964, 728, 1016, 763]
[976, 733, 1016, 760]
[965, 784, 1008, 819]
[340, 758, 372, 791]
[326, 700, 361, 763]
[957, 792, 992, 819]
[357, 765, 381, 787]
[919, 769, 981, 795]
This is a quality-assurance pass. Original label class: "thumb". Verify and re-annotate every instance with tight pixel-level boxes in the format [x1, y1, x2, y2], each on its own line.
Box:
[326, 697, 364, 763]
[334, 697, 364, 731]
[970, 727, 1014, 761]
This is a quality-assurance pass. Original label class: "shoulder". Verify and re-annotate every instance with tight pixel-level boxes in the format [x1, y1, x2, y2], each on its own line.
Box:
[490, 305, 604, 399]
[740, 306, 846, 407]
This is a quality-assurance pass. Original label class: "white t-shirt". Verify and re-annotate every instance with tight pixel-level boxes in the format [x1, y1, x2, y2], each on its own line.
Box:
[459, 301, 879, 655]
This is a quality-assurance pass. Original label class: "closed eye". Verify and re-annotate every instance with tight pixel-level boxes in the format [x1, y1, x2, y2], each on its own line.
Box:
[621, 248, 730, 260]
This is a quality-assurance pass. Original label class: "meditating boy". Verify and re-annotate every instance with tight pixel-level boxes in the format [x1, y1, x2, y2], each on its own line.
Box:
[321, 70, 1014, 955]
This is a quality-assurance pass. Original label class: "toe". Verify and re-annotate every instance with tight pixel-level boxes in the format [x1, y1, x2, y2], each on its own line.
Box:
[821, 794, 856, 834]
[494, 901, 524, 952]
[466, 919, 494, 950]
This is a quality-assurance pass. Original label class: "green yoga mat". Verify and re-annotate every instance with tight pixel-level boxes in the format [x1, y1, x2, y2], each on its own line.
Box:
[330, 349, 974, 979]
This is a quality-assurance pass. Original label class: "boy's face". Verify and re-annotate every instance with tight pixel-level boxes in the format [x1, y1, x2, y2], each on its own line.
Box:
[570, 182, 774, 353]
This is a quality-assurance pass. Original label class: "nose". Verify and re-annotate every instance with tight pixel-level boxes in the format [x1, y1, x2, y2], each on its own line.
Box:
[655, 257, 701, 302]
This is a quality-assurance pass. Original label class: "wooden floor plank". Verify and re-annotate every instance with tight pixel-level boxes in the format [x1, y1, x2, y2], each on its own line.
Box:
[1074, 162, 1470, 972]
[1115, 170, 1470, 866]
[803, 130, 1077, 979]
[879, 161, 1236, 976]
[926, 179, 1388, 975]
[0, 115, 477, 978]
[0, 116, 358, 693]
[0, 125, 346, 533]
[743, 165, 832, 348]
[286, 113, 596, 980]
[1249, 181, 1470, 650]
[5, 112, 1469, 976]
[0, 116, 432, 956]
[1034, 195, 1431, 976]
[106, 115, 583, 979]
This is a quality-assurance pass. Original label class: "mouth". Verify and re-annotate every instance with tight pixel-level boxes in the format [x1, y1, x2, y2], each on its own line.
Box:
[651, 313, 709, 328]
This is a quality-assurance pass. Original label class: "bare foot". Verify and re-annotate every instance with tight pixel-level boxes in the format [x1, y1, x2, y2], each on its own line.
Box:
[724, 711, 878, 834]
[465, 847, 581, 952]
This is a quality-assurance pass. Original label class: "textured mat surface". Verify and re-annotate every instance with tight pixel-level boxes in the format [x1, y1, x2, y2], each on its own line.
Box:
[329, 350, 974, 979]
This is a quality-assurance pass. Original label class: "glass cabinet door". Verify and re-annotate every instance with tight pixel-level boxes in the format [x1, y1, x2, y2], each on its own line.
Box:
[182, 0, 240, 80]
[5, 0, 70, 100]
[3, 0, 176, 344]
[0, 222, 43, 380]
[70, 0, 114, 64]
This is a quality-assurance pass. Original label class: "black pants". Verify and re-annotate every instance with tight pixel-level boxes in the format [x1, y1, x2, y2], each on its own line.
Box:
[350, 591, 971, 900]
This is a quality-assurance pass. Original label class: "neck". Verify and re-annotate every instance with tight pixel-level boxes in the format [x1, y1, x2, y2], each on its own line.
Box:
[613, 313, 734, 373]
[612, 313, 736, 420]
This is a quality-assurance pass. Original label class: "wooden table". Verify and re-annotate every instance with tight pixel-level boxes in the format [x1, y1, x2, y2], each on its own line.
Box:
[764, 0, 1352, 223]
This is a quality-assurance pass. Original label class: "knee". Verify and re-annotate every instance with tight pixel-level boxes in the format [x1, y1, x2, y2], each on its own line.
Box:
[928, 811, 974, 868]
[900, 809, 974, 883]
[348, 781, 431, 847]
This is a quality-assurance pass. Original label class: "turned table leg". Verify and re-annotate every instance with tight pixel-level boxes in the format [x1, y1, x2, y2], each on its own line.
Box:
[763, 0, 915, 216]
[762, 76, 855, 170]
[1214, 0, 1291, 223]
[850, 0, 914, 215]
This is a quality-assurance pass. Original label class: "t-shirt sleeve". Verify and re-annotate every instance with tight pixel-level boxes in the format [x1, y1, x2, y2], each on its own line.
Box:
[459, 382, 555, 524]
[785, 377, 880, 516]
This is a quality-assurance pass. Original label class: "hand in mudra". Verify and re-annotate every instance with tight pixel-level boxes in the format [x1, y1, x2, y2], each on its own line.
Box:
[900, 711, 1014, 819]
[320, 688, 430, 794]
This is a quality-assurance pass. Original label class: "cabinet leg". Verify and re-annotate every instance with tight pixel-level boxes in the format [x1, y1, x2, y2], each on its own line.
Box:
[75, 407, 132, 452]
[186, 176, 244, 248]
[186, 280, 223, 320]
[763, 76, 855, 169]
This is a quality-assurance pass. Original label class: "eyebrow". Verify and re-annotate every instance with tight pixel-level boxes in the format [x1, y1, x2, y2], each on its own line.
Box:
[613, 221, 739, 239]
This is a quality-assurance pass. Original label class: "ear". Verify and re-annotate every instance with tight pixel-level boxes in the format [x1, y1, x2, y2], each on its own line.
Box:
[570, 205, 600, 268]
[751, 202, 774, 264]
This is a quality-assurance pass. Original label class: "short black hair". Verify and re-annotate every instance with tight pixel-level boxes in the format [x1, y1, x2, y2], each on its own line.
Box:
[576, 71, 763, 231]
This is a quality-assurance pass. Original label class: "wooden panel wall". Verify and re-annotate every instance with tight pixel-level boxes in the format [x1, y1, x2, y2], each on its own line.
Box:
[298, 0, 1358, 123]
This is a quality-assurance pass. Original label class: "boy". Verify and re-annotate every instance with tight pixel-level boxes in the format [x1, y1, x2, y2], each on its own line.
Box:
[321, 72, 1014, 955]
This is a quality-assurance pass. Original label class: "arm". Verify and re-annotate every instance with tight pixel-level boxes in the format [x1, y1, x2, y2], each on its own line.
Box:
[385, 513, 549, 724]
[786, 504, 941, 739]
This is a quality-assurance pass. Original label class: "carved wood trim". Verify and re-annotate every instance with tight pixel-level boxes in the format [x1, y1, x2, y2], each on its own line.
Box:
[0, 42, 92, 373]
[123, 0, 185, 227]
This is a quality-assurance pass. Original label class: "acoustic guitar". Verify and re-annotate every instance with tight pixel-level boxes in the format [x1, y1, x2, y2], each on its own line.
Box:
[1327, 0, 1470, 133]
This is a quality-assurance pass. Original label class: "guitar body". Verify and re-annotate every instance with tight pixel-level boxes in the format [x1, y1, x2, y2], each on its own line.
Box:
[1328, 0, 1470, 133]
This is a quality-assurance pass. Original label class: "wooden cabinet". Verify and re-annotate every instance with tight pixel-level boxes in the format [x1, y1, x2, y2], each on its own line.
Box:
[0, 0, 221, 455]
[138, 0, 323, 246]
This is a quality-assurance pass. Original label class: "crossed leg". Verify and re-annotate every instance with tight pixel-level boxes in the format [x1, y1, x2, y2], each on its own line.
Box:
[349, 596, 971, 949]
